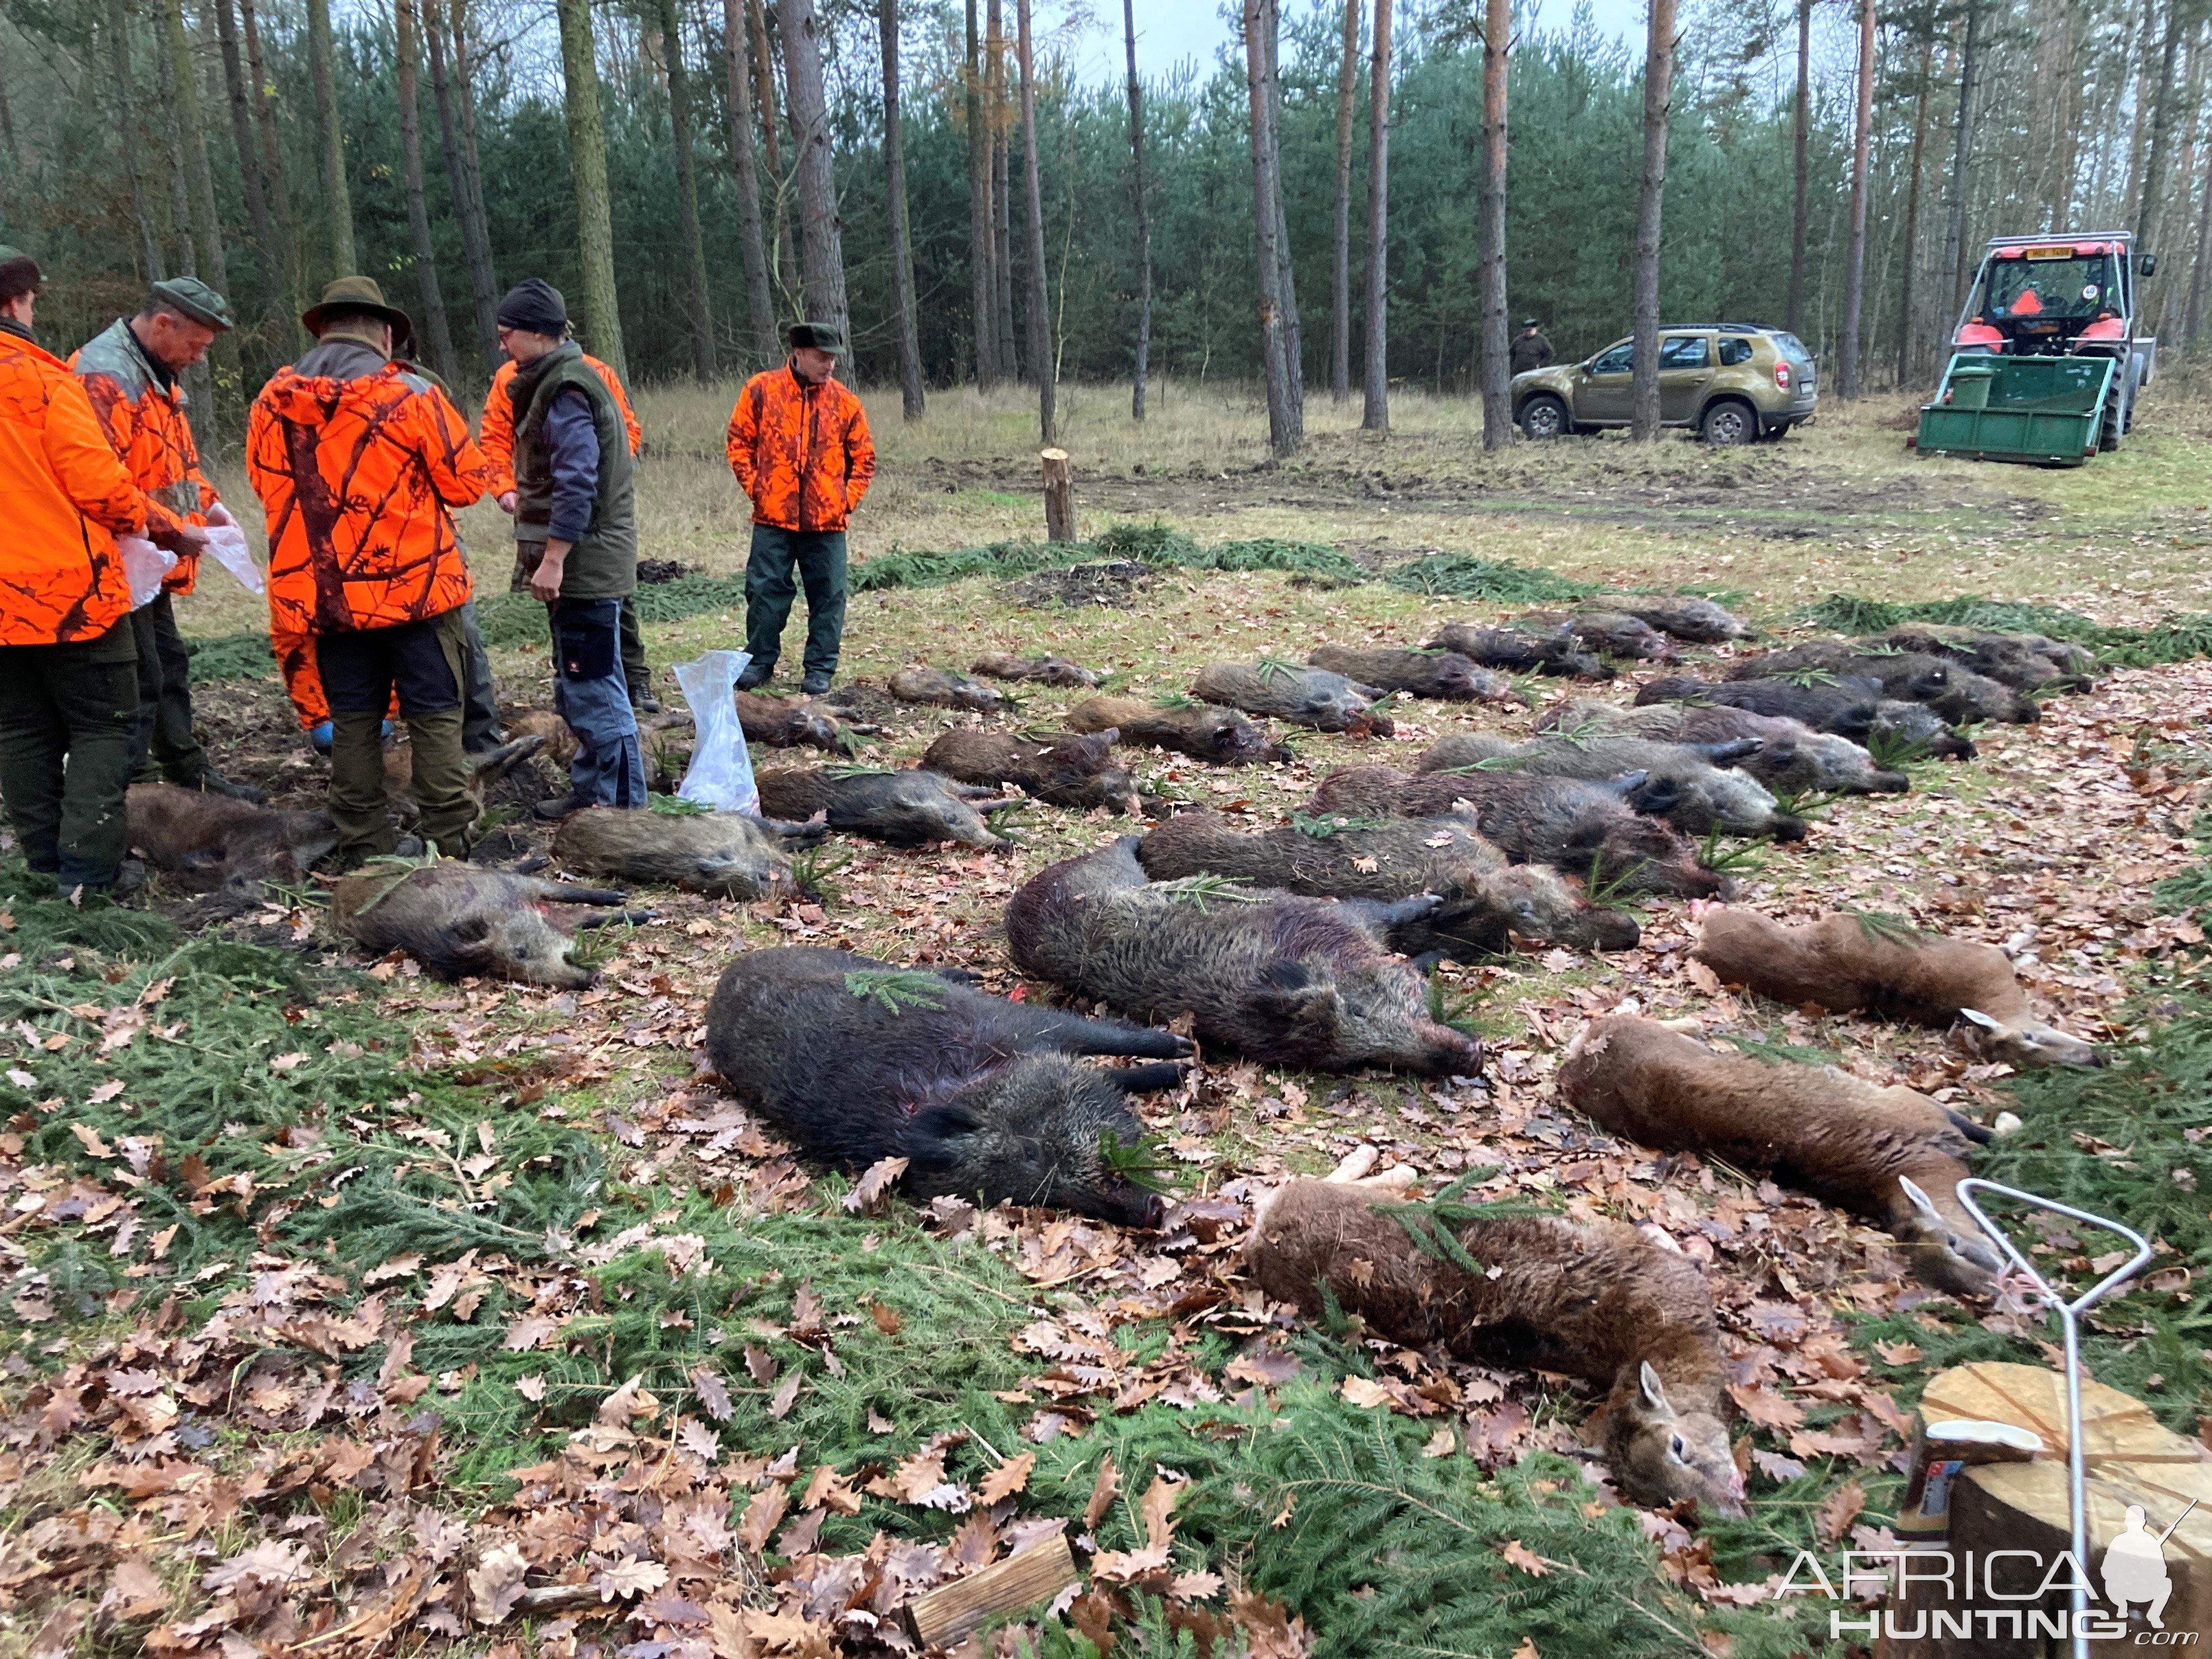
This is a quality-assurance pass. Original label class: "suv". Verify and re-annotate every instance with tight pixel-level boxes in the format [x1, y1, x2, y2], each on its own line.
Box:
[1512, 324, 1818, 444]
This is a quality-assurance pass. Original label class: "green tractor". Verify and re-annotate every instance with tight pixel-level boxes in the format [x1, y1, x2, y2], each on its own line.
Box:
[1916, 233, 2158, 466]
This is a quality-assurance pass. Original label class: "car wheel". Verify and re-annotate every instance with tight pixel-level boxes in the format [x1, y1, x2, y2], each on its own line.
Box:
[1518, 395, 1571, 440]
[1700, 401, 1756, 446]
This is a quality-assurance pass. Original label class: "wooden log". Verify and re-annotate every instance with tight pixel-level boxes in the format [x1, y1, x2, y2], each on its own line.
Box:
[1041, 447, 1076, 543]
[900, 1534, 1077, 1648]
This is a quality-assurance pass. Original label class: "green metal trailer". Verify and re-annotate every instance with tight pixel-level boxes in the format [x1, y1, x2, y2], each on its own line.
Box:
[1916, 353, 2117, 467]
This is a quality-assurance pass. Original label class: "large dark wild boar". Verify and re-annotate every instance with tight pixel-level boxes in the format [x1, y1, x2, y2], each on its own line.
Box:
[329, 862, 634, 988]
[1560, 1014, 2002, 1297]
[1878, 624, 2094, 694]
[1617, 595, 1752, 644]
[126, 783, 338, 893]
[1064, 695, 1293, 765]
[1190, 662, 1393, 735]
[888, 666, 1005, 713]
[755, 767, 1017, 850]
[1731, 642, 2033, 725]
[1542, 700, 1909, 797]
[971, 652, 1103, 688]
[1245, 1180, 1745, 1517]
[1307, 645, 1517, 704]
[553, 806, 826, 898]
[1424, 622, 1611, 680]
[1418, 731, 1803, 841]
[1005, 838, 1484, 1074]
[1515, 608, 1677, 661]
[921, 729, 1142, 815]
[1636, 674, 1881, 739]
[707, 947, 1189, 1226]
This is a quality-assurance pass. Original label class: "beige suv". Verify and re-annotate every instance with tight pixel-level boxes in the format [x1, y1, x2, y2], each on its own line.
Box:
[1512, 324, 1819, 444]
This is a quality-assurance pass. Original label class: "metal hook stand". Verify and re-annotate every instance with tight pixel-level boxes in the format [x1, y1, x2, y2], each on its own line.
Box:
[1955, 1178, 2155, 1659]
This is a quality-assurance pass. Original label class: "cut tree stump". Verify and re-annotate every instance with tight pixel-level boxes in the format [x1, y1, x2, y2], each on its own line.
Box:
[899, 1534, 1076, 1647]
[1042, 448, 1076, 542]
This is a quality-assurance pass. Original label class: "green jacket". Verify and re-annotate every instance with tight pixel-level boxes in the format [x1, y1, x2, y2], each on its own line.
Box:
[509, 342, 636, 601]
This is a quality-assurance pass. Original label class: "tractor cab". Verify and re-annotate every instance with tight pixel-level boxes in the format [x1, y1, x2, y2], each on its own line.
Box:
[1953, 236, 2142, 358]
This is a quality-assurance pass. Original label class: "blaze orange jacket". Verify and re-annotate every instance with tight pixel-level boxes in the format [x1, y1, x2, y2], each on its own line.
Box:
[246, 354, 489, 637]
[71, 319, 216, 594]
[0, 327, 145, 646]
[479, 352, 639, 498]
[725, 365, 874, 533]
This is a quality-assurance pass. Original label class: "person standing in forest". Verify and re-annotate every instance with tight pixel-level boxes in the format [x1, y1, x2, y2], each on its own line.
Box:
[726, 322, 875, 695]
[1509, 318, 1554, 376]
[0, 249, 154, 898]
[492, 279, 646, 821]
[71, 279, 261, 802]
[478, 320, 655, 713]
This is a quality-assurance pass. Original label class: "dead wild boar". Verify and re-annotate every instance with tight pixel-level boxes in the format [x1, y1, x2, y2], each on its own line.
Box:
[1516, 608, 1678, 662]
[920, 729, 1142, 815]
[381, 731, 548, 824]
[1307, 645, 1518, 704]
[126, 783, 338, 892]
[1136, 808, 1639, 956]
[507, 710, 579, 772]
[1870, 697, 1977, 759]
[1731, 642, 2034, 725]
[1878, 624, 2095, 694]
[706, 946, 1190, 1226]
[754, 766, 1017, 850]
[329, 862, 633, 988]
[552, 805, 826, 898]
[970, 652, 1104, 689]
[1005, 838, 1484, 1075]
[1424, 622, 1611, 680]
[1189, 662, 1393, 735]
[1245, 1179, 1745, 1518]
[1560, 1014, 2004, 1297]
[1418, 731, 1804, 842]
[734, 691, 857, 754]
[1541, 699, 1909, 797]
[1304, 765, 1725, 899]
[1617, 595, 1753, 644]
[888, 666, 1006, 714]
[1692, 907, 2101, 1069]
[1636, 674, 1881, 740]
[1064, 695, 1293, 765]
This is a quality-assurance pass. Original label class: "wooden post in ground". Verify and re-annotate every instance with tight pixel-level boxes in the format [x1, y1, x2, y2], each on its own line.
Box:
[1042, 448, 1076, 541]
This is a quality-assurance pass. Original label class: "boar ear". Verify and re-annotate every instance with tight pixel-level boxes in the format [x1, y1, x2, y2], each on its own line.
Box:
[1596, 769, 1650, 800]
[1639, 1362, 1674, 1418]
[1957, 1007, 2003, 1032]
[907, 1104, 983, 1166]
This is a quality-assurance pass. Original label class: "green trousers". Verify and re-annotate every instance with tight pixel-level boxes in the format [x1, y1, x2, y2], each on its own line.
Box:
[127, 591, 208, 783]
[319, 610, 476, 863]
[0, 620, 141, 890]
[743, 526, 848, 680]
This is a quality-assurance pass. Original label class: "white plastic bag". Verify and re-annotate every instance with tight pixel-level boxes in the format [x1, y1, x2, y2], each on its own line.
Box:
[202, 523, 264, 595]
[119, 535, 177, 609]
[673, 648, 760, 815]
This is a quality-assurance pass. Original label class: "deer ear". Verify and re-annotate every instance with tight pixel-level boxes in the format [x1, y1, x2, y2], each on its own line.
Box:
[1898, 1176, 1947, 1231]
[1957, 1007, 2002, 1032]
[1639, 1362, 1674, 1417]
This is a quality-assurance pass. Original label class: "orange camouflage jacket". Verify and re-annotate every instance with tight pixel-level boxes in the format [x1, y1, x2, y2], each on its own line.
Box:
[0, 325, 145, 646]
[724, 365, 874, 533]
[479, 352, 639, 497]
[71, 319, 216, 594]
[246, 352, 489, 636]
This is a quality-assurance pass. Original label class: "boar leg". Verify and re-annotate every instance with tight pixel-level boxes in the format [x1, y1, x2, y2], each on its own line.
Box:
[575, 908, 657, 929]
[521, 879, 629, 906]
[1102, 1061, 1192, 1094]
[1000, 1003, 1196, 1059]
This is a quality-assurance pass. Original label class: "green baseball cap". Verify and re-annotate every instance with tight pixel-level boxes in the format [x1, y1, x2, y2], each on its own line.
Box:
[0, 246, 30, 267]
[786, 320, 847, 354]
[150, 276, 234, 331]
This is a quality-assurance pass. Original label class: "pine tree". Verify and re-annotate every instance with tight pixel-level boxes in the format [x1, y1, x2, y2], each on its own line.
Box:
[305, 0, 355, 274]
[1362, 0, 1391, 432]
[393, 0, 458, 384]
[656, 0, 716, 380]
[780, 0, 850, 340]
[720, 0, 777, 365]
[553, 0, 627, 376]
[881, 0, 924, 419]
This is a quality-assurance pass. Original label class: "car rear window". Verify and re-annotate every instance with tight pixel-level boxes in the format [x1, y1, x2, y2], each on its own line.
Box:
[1771, 332, 1814, 363]
[1718, 338, 1754, 365]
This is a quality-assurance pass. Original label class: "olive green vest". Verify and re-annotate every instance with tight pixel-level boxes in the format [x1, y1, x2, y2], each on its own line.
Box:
[510, 343, 637, 600]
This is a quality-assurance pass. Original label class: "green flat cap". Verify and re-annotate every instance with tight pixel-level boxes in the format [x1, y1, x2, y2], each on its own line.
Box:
[150, 276, 234, 331]
[786, 320, 847, 354]
[0, 246, 29, 267]
[1520, 317, 1542, 327]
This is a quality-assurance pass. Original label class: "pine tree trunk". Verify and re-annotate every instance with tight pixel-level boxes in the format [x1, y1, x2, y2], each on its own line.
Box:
[306, 0, 356, 274]
[1246, 0, 1298, 455]
[1330, 0, 1359, 404]
[2136, 0, 2188, 251]
[2159, 26, 2204, 343]
[424, 0, 499, 366]
[393, 0, 458, 382]
[1124, 0, 1153, 420]
[106, 0, 167, 284]
[749, 0, 799, 309]
[552, 0, 627, 376]
[1361, 0, 1390, 432]
[154, 14, 197, 280]
[1895, 30, 1936, 387]
[780, 0, 848, 341]
[881, 0, 924, 418]
[1939, 0, 1983, 323]
[658, 0, 716, 379]
[1837, 0, 1875, 399]
[1015, 0, 1054, 442]
[721, 0, 777, 364]
[967, 0, 997, 388]
[1265, 14, 1304, 436]
[1477, 0, 1509, 449]
[0, 59, 15, 176]
[1785, 0, 1810, 334]
[239, 0, 300, 324]
[2187, 137, 2212, 341]
[1629, 0, 1675, 442]
[989, 0, 1020, 381]
[208, 0, 278, 301]
[161, 0, 238, 430]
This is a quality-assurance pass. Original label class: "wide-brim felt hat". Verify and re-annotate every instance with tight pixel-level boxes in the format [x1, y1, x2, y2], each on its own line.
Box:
[302, 275, 413, 340]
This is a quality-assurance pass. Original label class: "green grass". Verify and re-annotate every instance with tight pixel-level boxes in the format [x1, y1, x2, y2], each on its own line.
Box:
[1384, 552, 1595, 602]
[1800, 589, 2212, 668]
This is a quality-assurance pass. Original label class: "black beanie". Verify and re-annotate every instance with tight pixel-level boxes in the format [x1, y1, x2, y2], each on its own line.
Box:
[496, 278, 568, 336]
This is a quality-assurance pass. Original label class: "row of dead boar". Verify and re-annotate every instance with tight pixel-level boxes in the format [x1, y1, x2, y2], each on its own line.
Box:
[121, 596, 2106, 1522]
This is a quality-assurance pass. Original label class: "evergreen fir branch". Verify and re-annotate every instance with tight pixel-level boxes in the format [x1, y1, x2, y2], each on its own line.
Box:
[1154, 874, 1260, 913]
[647, 793, 713, 817]
[843, 969, 950, 1013]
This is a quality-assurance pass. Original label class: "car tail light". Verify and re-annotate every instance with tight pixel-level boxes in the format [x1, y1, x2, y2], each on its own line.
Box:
[1774, 360, 1792, 391]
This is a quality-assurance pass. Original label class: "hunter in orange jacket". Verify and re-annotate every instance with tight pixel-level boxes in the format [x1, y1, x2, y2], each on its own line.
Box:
[480, 351, 639, 499]
[0, 314, 145, 646]
[725, 359, 874, 532]
[247, 356, 490, 639]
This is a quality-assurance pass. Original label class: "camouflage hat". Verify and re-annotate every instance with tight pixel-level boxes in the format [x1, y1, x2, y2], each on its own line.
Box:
[150, 276, 234, 331]
[786, 320, 847, 354]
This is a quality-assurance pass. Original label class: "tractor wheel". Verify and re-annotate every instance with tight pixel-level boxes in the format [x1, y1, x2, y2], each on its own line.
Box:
[1699, 400, 1757, 447]
[1517, 395, 1572, 440]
